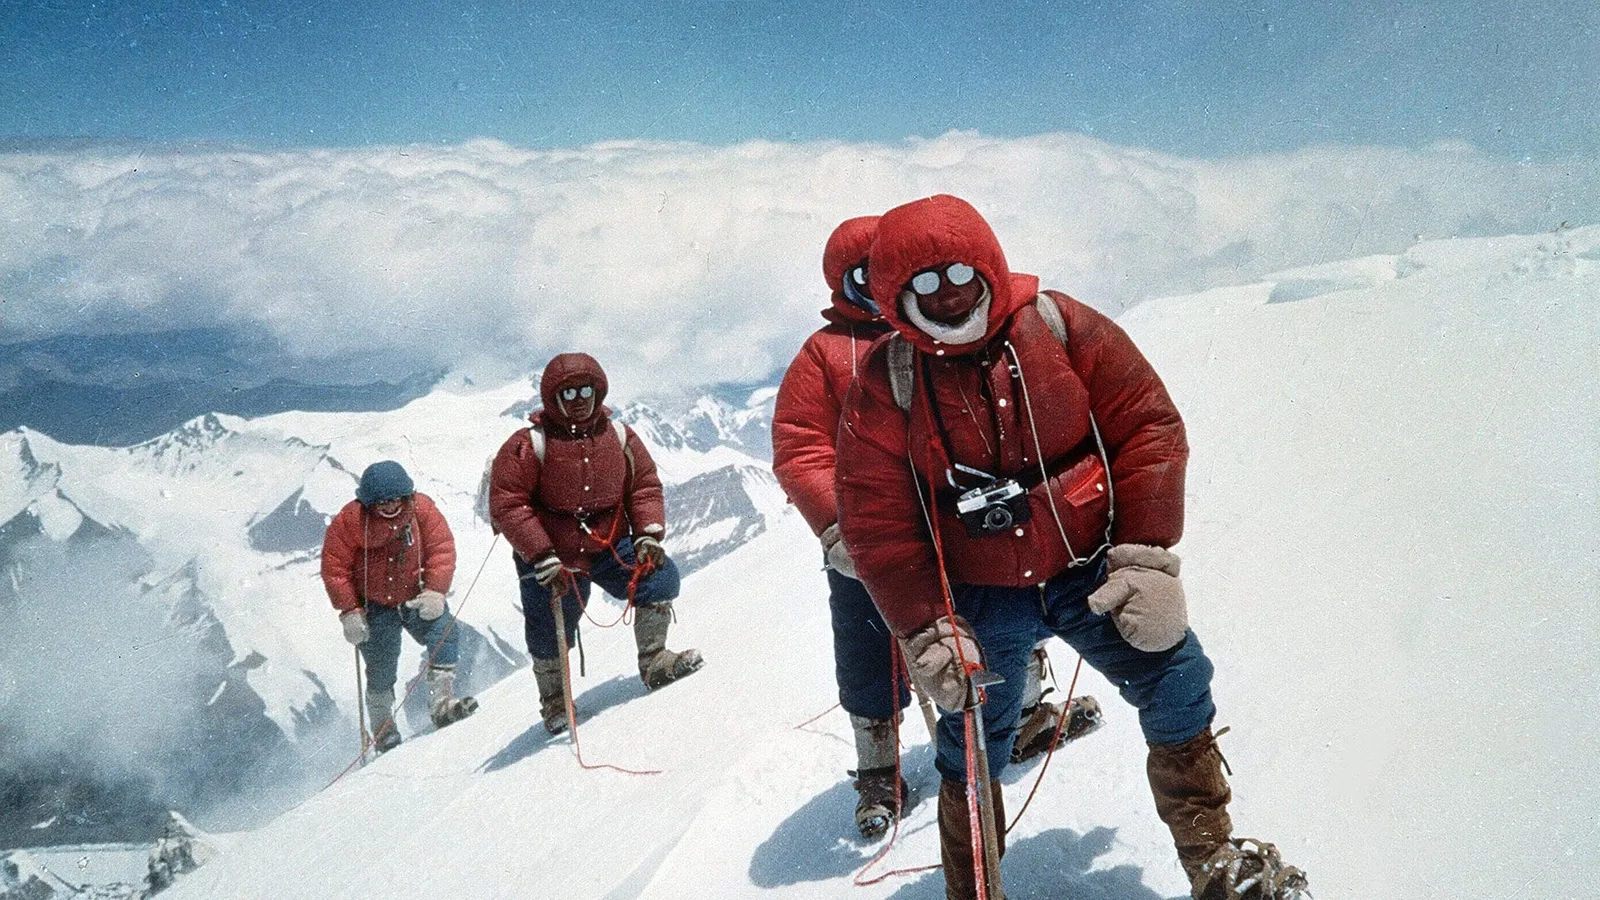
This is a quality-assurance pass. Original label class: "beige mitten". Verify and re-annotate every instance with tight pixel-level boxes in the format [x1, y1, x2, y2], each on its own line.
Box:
[405, 589, 447, 621]
[819, 523, 857, 579]
[900, 615, 983, 712]
[633, 535, 667, 568]
[1087, 544, 1188, 652]
[340, 609, 369, 645]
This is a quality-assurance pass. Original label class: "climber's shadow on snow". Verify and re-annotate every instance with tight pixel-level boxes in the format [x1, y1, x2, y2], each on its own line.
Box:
[748, 745, 936, 887]
[882, 826, 1180, 900]
[478, 675, 647, 773]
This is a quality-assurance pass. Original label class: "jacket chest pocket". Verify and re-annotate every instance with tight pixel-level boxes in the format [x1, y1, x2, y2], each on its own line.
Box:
[1042, 452, 1111, 555]
[1060, 454, 1108, 508]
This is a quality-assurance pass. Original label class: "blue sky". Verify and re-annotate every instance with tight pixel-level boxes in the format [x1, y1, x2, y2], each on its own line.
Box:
[2, 0, 1595, 158]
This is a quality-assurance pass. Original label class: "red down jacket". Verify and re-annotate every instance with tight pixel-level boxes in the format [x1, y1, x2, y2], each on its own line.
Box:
[771, 215, 893, 535]
[488, 352, 666, 571]
[321, 493, 456, 612]
[835, 194, 1189, 637]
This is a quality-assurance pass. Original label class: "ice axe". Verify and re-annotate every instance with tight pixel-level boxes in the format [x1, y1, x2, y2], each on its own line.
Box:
[354, 646, 370, 765]
[966, 667, 1006, 899]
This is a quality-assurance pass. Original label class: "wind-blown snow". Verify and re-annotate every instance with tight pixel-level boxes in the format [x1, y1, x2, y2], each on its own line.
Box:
[153, 226, 1600, 900]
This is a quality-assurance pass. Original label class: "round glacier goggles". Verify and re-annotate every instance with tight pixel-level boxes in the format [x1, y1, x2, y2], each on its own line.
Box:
[559, 385, 596, 402]
[908, 262, 977, 296]
[840, 262, 878, 314]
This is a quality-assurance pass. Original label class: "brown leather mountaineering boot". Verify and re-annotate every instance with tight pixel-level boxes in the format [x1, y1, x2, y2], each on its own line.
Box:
[1147, 726, 1234, 885]
[937, 778, 1006, 900]
[1148, 727, 1310, 899]
[633, 602, 704, 689]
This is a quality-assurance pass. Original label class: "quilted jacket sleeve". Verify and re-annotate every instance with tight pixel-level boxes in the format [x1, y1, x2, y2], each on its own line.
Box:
[1053, 292, 1189, 548]
[320, 502, 363, 613]
[488, 429, 556, 561]
[623, 425, 667, 539]
[772, 334, 847, 536]
[413, 493, 457, 594]
[834, 350, 948, 638]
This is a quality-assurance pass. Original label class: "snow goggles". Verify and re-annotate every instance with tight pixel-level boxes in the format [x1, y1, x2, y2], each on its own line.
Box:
[908, 262, 977, 296]
[840, 262, 878, 314]
[559, 385, 595, 401]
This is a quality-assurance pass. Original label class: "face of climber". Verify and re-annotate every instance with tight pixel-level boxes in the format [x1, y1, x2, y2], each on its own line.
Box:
[558, 382, 597, 422]
[840, 258, 878, 315]
[372, 498, 405, 519]
[904, 262, 985, 325]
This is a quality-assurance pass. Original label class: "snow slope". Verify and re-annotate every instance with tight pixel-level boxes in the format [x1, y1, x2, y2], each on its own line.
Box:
[157, 226, 1600, 900]
[0, 376, 787, 848]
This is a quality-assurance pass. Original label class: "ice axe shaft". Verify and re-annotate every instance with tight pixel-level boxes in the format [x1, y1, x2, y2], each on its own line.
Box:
[551, 588, 577, 742]
[967, 668, 1005, 898]
[354, 646, 369, 764]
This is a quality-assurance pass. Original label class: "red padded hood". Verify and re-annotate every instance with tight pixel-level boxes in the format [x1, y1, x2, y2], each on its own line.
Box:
[537, 352, 610, 431]
[821, 215, 882, 326]
[868, 194, 1040, 355]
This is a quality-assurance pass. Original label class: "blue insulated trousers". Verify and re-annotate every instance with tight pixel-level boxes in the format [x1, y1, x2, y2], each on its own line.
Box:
[515, 536, 682, 661]
[934, 560, 1217, 783]
[359, 601, 460, 694]
[828, 568, 912, 721]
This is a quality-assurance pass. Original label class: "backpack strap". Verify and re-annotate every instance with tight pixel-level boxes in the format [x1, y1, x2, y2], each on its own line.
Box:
[888, 293, 1067, 411]
[887, 335, 917, 411]
[1032, 292, 1067, 345]
[615, 419, 635, 482]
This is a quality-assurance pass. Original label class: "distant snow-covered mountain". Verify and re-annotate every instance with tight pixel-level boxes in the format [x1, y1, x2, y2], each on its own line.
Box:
[0, 380, 785, 848]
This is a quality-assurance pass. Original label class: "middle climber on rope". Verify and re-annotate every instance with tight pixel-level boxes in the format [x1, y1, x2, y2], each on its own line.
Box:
[488, 352, 704, 736]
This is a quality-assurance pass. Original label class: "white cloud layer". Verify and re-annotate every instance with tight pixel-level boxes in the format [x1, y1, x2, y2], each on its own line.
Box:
[2, 132, 1596, 397]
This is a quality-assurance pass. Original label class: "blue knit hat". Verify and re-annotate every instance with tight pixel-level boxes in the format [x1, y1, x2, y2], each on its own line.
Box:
[356, 460, 414, 506]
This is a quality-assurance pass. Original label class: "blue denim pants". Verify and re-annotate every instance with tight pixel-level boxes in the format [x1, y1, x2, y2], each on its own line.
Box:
[514, 536, 681, 661]
[359, 601, 460, 693]
[828, 568, 912, 721]
[934, 560, 1217, 783]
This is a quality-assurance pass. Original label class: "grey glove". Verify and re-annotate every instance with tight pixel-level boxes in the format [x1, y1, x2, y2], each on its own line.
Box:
[340, 610, 369, 646]
[819, 522, 857, 579]
[633, 535, 667, 568]
[532, 554, 565, 589]
[1087, 544, 1188, 652]
[405, 589, 447, 621]
[900, 615, 983, 713]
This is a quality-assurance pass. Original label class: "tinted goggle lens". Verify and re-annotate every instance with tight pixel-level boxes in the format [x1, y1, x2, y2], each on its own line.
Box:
[841, 263, 878, 314]
[560, 385, 595, 401]
[909, 262, 977, 296]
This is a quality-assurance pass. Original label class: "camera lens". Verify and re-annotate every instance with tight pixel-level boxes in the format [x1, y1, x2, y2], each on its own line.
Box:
[983, 505, 1014, 532]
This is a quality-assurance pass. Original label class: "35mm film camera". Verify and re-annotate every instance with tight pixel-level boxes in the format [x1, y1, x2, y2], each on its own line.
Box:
[955, 478, 1031, 537]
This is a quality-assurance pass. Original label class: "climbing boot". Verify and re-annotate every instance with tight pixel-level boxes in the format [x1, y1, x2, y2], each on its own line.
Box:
[366, 687, 402, 753]
[532, 656, 568, 735]
[937, 778, 1007, 900]
[633, 602, 704, 689]
[1146, 724, 1310, 898]
[426, 665, 479, 729]
[849, 714, 905, 838]
[852, 767, 909, 840]
[1192, 838, 1311, 900]
[1011, 694, 1104, 763]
